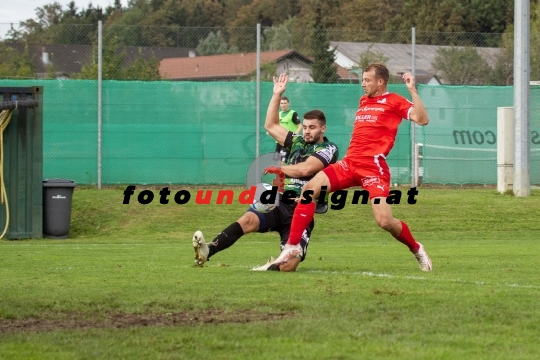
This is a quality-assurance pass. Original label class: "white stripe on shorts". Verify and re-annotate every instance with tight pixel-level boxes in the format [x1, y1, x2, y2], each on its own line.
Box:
[373, 154, 386, 175]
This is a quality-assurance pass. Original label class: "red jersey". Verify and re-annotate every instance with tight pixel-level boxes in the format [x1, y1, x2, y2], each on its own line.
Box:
[345, 92, 413, 158]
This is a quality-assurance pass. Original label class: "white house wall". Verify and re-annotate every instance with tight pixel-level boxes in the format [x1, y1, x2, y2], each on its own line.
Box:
[276, 58, 313, 83]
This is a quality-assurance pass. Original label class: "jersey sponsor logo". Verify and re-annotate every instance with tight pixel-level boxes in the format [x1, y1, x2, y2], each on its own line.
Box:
[287, 178, 308, 185]
[376, 184, 385, 191]
[316, 144, 337, 163]
[355, 114, 378, 122]
[376, 98, 387, 104]
[361, 176, 381, 187]
[358, 106, 385, 113]
[338, 160, 349, 171]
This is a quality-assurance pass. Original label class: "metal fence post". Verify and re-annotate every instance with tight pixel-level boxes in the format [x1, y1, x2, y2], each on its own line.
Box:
[514, 0, 530, 196]
[411, 27, 417, 188]
[97, 20, 103, 189]
[256, 23, 261, 177]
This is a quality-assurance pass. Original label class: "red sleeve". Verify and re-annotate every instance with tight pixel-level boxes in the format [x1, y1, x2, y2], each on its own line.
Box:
[393, 94, 414, 120]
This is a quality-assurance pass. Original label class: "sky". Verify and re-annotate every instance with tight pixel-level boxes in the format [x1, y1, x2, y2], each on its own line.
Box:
[0, 0, 121, 26]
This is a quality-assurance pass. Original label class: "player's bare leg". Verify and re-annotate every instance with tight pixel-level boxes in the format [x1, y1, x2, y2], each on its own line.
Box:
[252, 256, 301, 272]
[371, 199, 432, 271]
[236, 212, 261, 233]
[269, 171, 331, 265]
[278, 257, 301, 272]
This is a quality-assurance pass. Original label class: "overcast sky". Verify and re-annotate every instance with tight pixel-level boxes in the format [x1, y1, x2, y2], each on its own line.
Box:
[0, 0, 121, 26]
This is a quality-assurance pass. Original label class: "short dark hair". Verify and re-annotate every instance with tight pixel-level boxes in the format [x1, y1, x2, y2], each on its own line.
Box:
[303, 109, 326, 125]
[280, 96, 289, 102]
[364, 63, 389, 85]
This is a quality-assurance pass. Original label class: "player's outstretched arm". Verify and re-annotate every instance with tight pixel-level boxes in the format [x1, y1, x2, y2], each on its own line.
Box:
[403, 72, 429, 126]
[281, 156, 325, 178]
[265, 73, 290, 145]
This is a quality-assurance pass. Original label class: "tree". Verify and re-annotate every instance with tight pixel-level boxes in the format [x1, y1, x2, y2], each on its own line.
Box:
[470, 0, 513, 34]
[123, 54, 161, 80]
[340, 0, 402, 32]
[530, 2, 540, 81]
[247, 61, 277, 81]
[76, 40, 124, 79]
[432, 46, 493, 85]
[310, 7, 338, 83]
[262, 22, 293, 51]
[488, 48, 513, 85]
[357, 44, 389, 72]
[196, 30, 230, 55]
[230, 0, 297, 28]
[0, 44, 35, 79]
[387, 0, 480, 44]
[496, 1, 540, 84]
[14, 2, 64, 43]
[188, 3, 211, 27]
[75, 37, 160, 80]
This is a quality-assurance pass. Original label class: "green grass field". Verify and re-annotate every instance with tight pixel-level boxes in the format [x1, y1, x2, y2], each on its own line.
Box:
[1, 187, 539, 359]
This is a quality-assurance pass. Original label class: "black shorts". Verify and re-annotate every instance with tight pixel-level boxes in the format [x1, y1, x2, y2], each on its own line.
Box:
[247, 200, 313, 261]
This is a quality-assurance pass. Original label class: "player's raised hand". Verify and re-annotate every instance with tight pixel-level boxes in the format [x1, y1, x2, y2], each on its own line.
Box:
[402, 72, 417, 91]
[273, 73, 289, 96]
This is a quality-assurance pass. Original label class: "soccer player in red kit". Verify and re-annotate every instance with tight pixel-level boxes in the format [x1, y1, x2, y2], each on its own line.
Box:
[267, 63, 433, 271]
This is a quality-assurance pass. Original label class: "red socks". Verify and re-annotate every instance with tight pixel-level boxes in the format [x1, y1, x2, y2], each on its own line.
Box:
[288, 204, 418, 254]
[394, 221, 420, 253]
[287, 202, 316, 245]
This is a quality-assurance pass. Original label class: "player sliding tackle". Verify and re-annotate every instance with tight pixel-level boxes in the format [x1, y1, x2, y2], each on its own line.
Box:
[266, 63, 433, 271]
[192, 73, 338, 271]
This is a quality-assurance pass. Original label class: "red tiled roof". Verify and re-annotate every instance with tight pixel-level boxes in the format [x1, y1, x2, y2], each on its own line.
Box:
[336, 64, 359, 80]
[160, 49, 310, 80]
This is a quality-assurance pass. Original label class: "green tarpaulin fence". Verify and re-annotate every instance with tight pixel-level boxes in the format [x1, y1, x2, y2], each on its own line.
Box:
[1, 79, 538, 185]
[419, 86, 540, 184]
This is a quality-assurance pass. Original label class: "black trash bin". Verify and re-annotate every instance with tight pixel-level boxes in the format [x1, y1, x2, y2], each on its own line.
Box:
[43, 179, 76, 239]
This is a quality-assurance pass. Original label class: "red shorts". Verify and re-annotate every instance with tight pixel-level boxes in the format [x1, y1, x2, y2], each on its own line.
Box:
[322, 155, 391, 199]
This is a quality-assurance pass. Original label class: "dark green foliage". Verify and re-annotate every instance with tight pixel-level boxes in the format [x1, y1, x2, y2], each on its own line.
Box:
[310, 8, 338, 83]
[8, 0, 525, 40]
[74, 38, 161, 80]
[431, 46, 492, 85]
[0, 44, 35, 78]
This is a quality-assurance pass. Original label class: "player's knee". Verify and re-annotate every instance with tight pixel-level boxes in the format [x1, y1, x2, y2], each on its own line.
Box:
[238, 213, 259, 232]
[302, 180, 323, 199]
[303, 180, 317, 192]
[375, 216, 394, 231]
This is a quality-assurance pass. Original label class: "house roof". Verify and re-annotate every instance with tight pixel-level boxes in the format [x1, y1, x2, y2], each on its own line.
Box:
[6, 43, 194, 77]
[336, 64, 359, 82]
[330, 41, 503, 78]
[160, 50, 313, 80]
[8, 44, 93, 74]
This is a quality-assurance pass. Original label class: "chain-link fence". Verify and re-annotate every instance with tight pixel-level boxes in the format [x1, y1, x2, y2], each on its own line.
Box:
[0, 24, 516, 83]
[0, 23, 538, 186]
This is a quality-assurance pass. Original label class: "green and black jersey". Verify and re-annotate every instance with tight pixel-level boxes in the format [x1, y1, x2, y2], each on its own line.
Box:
[282, 131, 339, 197]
